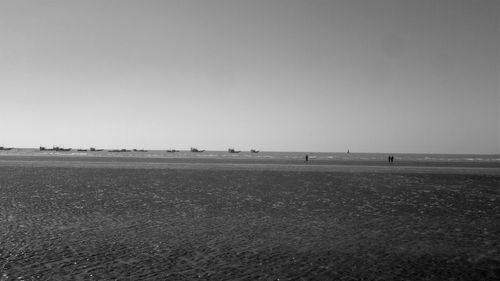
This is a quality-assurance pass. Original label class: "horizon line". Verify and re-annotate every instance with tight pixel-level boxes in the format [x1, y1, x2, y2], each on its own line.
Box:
[1, 147, 499, 156]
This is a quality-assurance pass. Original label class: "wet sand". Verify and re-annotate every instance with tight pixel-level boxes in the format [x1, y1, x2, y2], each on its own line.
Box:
[0, 157, 499, 280]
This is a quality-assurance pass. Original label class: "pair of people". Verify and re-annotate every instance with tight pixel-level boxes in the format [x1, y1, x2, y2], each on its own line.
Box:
[388, 155, 395, 163]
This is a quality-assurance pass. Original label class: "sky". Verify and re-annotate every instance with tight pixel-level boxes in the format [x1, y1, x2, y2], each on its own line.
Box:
[0, 0, 498, 153]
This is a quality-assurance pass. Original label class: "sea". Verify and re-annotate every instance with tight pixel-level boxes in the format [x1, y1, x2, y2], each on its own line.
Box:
[1, 148, 499, 164]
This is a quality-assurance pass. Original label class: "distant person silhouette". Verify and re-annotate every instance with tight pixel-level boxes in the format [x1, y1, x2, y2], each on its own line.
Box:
[305, 154, 309, 163]
[388, 155, 391, 164]
[391, 156, 394, 163]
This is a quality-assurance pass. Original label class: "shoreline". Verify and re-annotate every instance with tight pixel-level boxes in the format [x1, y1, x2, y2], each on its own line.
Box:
[0, 155, 499, 175]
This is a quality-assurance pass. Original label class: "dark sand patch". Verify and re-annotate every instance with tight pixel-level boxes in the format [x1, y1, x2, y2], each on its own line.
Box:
[0, 163, 499, 280]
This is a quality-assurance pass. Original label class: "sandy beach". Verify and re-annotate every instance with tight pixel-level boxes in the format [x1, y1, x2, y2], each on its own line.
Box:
[2, 0, 498, 279]
[0, 156, 499, 280]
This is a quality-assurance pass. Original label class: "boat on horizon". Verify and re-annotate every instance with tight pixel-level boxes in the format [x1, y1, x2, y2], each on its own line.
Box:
[108, 149, 132, 152]
[190, 147, 205, 152]
[90, 147, 103, 152]
[40, 146, 71, 151]
[250, 149, 259, 153]
[133, 149, 148, 152]
[166, 149, 179, 152]
[228, 148, 241, 153]
[0, 147, 13, 151]
[77, 149, 88, 152]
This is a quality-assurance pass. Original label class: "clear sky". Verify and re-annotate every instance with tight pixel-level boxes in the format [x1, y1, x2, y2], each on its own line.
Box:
[1, 0, 498, 153]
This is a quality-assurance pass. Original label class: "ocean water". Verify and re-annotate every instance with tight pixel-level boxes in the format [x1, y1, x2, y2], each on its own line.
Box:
[1, 148, 499, 163]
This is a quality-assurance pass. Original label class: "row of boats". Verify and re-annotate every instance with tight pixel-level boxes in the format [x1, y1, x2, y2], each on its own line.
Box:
[227, 148, 260, 153]
[34, 146, 259, 153]
[39, 146, 148, 152]
[165, 148, 260, 153]
[188, 148, 259, 153]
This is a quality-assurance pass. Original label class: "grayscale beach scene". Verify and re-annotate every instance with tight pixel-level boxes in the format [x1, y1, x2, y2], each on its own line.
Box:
[1, 0, 499, 280]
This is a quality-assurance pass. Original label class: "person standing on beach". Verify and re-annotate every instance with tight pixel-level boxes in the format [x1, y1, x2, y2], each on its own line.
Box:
[388, 155, 391, 164]
[305, 154, 309, 163]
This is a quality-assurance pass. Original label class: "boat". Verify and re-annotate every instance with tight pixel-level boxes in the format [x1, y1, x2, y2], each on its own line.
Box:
[250, 149, 259, 153]
[77, 149, 88, 152]
[108, 149, 131, 152]
[133, 149, 148, 152]
[48, 146, 71, 151]
[0, 147, 13, 151]
[90, 147, 103, 152]
[166, 149, 179, 153]
[190, 147, 205, 152]
[228, 148, 240, 153]
[40, 146, 59, 151]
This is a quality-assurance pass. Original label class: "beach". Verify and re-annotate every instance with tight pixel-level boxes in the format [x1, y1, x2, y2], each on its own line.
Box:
[0, 155, 499, 280]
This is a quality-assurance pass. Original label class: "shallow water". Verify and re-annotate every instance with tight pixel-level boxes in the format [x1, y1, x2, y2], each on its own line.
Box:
[2, 148, 499, 163]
